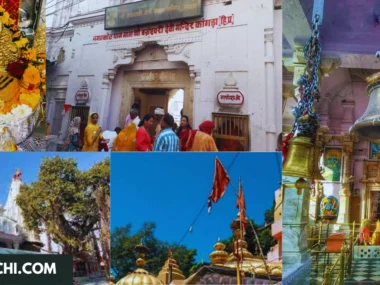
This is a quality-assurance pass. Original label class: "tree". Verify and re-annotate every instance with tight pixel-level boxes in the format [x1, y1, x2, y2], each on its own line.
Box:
[111, 223, 197, 281]
[16, 156, 102, 257]
[264, 200, 276, 224]
[222, 202, 277, 257]
[84, 157, 111, 277]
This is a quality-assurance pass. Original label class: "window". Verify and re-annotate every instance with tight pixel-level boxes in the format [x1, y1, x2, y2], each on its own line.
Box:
[212, 113, 250, 151]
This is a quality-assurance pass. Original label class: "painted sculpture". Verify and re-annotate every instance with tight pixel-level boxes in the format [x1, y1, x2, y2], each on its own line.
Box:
[0, 3, 45, 148]
[371, 220, 380, 246]
[359, 219, 371, 245]
[320, 196, 339, 220]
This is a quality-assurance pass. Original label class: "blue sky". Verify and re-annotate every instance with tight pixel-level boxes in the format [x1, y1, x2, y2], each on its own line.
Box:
[0, 152, 109, 206]
[111, 152, 281, 262]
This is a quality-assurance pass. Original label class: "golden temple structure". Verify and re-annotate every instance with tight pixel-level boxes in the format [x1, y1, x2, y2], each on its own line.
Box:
[116, 217, 282, 285]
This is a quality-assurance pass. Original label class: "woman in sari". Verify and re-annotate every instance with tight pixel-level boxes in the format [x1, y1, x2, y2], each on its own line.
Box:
[113, 122, 137, 152]
[176, 115, 192, 151]
[186, 121, 218, 152]
[64, 116, 81, 151]
[83, 112, 102, 152]
[136, 114, 154, 151]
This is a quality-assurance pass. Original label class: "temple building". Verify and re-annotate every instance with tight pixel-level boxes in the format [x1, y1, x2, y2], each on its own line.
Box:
[0, 169, 105, 281]
[282, 0, 380, 284]
[46, 0, 282, 151]
[0, 170, 44, 253]
[115, 216, 282, 285]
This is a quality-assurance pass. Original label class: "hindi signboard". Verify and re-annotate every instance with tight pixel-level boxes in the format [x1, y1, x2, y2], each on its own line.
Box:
[105, 0, 203, 30]
[217, 90, 245, 107]
[75, 90, 90, 104]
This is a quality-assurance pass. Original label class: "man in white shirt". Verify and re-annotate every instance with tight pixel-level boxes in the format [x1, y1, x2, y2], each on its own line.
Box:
[130, 108, 140, 127]
[101, 127, 121, 151]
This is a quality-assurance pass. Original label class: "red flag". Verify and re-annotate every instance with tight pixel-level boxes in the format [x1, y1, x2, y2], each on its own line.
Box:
[208, 158, 230, 213]
[236, 180, 247, 230]
[64, 104, 72, 113]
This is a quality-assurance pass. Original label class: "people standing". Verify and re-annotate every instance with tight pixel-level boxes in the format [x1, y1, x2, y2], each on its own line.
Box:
[153, 114, 179, 152]
[113, 123, 137, 152]
[101, 127, 121, 151]
[136, 114, 154, 151]
[186, 121, 218, 152]
[83, 113, 102, 152]
[176, 115, 192, 151]
[150, 108, 165, 138]
[125, 103, 139, 126]
[64, 116, 81, 151]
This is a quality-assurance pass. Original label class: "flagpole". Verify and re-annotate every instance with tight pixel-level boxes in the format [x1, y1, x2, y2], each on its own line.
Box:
[230, 179, 272, 281]
[237, 178, 244, 285]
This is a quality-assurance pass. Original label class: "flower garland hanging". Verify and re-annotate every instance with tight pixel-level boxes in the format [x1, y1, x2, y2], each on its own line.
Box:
[0, 3, 45, 150]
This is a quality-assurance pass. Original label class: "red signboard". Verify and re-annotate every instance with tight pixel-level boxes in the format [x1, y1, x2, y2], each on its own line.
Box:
[75, 90, 89, 104]
[217, 90, 244, 106]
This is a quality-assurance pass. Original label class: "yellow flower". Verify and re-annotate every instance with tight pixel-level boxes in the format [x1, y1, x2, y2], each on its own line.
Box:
[21, 48, 37, 61]
[15, 38, 29, 49]
[7, 18, 15, 26]
[20, 92, 41, 111]
[22, 66, 41, 85]
[0, 11, 9, 24]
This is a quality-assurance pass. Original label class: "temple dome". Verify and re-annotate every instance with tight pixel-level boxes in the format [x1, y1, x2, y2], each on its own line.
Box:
[117, 243, 163, 285]
[209, 238, 229, 266]
[117, 268, 163, 285]
[157, 249, 185, 284]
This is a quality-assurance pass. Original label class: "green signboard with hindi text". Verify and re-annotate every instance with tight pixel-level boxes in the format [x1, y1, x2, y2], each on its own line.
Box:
[105, 0, 203, 30]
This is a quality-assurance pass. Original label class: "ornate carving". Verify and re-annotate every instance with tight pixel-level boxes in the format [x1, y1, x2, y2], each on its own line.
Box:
[157, 36, 202, 46]
[264, 28, 274, 42]
[0, 23, 20, 71]
[164, 43, 187, 55]
[116, 49, 135, 59]
[184, 49, 191, 58]
[113, 54, 119, 63]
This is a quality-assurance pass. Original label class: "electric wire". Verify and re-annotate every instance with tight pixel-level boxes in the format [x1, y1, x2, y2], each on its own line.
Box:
[177, 153, 240, 245]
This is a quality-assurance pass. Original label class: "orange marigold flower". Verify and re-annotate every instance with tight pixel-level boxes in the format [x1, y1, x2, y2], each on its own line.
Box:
[22, 66, 41, 85]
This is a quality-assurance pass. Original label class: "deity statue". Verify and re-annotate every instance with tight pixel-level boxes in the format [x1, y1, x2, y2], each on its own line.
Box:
[371, 220, 380, 246]
[359, 219, 371, 245]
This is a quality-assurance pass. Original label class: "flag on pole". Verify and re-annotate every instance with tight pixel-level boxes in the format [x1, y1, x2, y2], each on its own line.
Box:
[236, 179, 247, 231]
[208, 157, 230, 214]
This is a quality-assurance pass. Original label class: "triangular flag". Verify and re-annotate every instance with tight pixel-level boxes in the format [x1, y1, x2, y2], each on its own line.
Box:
[208, 157, 230, 214]
[236, 179, 248, 231]
[64, 104, 72, 113]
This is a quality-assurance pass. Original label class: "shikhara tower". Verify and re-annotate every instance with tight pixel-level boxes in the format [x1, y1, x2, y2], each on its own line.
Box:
[0, 170, 40, 250]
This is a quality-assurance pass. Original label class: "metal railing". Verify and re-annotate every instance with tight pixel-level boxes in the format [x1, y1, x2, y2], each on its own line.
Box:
[308, 221, 363, 284]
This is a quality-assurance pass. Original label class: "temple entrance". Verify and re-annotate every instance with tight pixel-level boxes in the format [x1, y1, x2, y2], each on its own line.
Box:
[132, 88, 184, 126]
[117, 70, 193, 129]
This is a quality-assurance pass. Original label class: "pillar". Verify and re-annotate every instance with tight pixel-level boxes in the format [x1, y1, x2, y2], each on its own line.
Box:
[99, 69, 116, 130]
[264, 29, 277, 151]
[282, 177, 311, 285]
[335, 141, 353, 231]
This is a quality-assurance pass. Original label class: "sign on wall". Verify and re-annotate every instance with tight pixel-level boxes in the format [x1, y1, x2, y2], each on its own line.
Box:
[75, 90, 90, 105]
[105, 0, 203, 30]
[217, 90, 244, 107]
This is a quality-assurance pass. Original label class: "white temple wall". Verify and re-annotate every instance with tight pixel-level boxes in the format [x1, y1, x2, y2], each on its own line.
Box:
[47, 0, 281, 151]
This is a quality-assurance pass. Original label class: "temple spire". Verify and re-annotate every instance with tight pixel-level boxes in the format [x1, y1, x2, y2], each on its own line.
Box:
[157, 248, 185, 284]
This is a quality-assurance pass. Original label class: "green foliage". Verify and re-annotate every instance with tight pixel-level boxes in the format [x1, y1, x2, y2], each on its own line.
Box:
[16, 156, 109, 255]
[264, 200, 276, 224]
[111, 223, 197, 281]
[222, 203, 277, 257]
